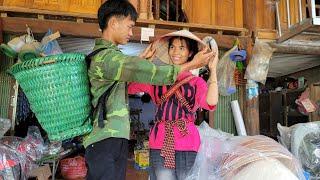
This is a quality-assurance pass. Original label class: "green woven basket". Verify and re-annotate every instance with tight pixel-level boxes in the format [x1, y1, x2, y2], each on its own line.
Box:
[8, 53, 92, 141]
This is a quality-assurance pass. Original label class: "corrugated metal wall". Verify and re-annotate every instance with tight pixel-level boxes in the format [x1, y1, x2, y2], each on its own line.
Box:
[214, 86, 244, 135]
[0, 34, 16, 118]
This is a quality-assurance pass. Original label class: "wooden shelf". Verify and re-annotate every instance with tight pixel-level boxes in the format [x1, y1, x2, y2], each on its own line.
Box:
[256, 29, 278, 40]
[0, 5, 251, 49]
[0, 6, 248, 35]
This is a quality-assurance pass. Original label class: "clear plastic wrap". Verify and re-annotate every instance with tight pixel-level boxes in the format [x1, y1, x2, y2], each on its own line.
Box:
[187, 133, 305, 180]
[277, 123, 298, 151]
[215, 136, 304, 180]
[0, 118, 11, 139]
[244, 40, 275, 84]
[290, 122, 320, 178]
[217, 46, 237, 96]
[186, 122, 233, 180]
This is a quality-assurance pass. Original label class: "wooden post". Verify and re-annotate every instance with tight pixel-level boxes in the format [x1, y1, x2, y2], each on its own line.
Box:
[242, 0, 260, 135]
[139, 0, 148, 19]
[208, 111, 215, 128]
[243, 0, 256, 37]
[155, 0, 160, 20]
[175, 0, 179, 21]
[166, 0, 169, 20]
[244, 38, 260, 135]
[129, 0, 139, 12]
[149, 0, 154, 20]
[0, 17, 3, 44]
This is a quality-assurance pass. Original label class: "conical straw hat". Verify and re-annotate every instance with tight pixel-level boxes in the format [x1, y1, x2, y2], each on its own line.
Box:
[153, 30, 206, 65]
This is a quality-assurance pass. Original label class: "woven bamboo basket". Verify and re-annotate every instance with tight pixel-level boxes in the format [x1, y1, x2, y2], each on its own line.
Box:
[8, 53, 92, 141]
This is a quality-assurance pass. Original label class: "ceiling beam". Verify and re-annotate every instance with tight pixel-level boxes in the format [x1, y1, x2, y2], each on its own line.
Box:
[270, 42, 320, 55]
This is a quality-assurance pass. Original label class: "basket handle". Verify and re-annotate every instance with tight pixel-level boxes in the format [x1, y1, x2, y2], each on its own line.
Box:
[41, 59, 56, 65]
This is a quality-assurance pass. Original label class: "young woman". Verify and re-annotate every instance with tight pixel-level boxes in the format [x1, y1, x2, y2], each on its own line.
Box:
[129, 30, 219, 180]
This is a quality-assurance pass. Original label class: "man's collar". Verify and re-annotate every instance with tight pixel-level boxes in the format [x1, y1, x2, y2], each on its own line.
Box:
[95, 38, 120, 51]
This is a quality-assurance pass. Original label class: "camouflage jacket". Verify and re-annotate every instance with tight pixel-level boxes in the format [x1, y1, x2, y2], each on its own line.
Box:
[83, 39, 181, 148]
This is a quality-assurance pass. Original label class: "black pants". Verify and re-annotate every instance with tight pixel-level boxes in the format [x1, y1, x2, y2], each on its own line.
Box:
[85, 138, 128, 180]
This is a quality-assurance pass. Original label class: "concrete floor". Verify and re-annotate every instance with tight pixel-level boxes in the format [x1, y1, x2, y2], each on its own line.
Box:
[126, 159, 149, 180]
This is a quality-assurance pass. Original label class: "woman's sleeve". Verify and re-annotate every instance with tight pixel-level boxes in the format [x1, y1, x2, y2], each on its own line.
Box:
[128, 82, 152, 95]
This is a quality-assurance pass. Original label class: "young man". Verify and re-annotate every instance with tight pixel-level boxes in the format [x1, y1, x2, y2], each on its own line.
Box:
[83, 0, 213, 179]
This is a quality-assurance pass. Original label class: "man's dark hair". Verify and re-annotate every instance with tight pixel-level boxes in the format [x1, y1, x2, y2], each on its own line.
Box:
[98, 0, 138, 31]
[168, 36, 199, 62]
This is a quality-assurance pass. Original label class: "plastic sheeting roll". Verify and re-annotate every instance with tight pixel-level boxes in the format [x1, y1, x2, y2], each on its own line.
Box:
[231, 100, 247, 136]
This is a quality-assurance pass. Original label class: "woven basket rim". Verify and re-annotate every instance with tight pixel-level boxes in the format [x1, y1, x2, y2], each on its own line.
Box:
[8, 53, 85, 75]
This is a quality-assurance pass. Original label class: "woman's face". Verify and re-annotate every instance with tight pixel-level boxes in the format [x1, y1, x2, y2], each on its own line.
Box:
[168, 38, 192, 65]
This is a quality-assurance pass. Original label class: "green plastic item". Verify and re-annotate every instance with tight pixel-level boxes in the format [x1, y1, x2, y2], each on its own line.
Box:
[18, 50, 41, 62]
[8, 53, 92, 141]
[0, 44, 18, 59]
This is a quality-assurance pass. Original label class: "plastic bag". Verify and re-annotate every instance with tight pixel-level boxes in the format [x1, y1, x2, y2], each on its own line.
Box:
[245, 40, 275, 84]
[290, 122, 320, 178]
[40, 29, 63, 56]
[60, 156, 87, 180]
[0, 118, 11, 139]
[277, 123, 298, 151]
[0, 144, 25, 180]
[217, 46, 237, 96]
[0, 126, 45, 178]
[186, 122, 233, 180]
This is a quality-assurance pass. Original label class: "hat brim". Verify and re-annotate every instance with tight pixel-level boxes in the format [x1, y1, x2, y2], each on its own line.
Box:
[153, 30, 206, 65]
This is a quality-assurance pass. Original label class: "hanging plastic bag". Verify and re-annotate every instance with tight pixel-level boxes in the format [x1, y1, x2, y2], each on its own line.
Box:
[244, 39, 275, 84]
[217, 46, 237, 96]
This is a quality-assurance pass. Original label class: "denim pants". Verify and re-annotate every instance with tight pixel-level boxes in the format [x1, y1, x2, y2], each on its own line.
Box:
[85, 138, 128, 180]
[149, 149, 197, 180]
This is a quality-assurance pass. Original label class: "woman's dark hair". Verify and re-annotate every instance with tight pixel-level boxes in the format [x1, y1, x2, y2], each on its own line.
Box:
[98, 0, 138, 31]
[168, 36, 199, 62]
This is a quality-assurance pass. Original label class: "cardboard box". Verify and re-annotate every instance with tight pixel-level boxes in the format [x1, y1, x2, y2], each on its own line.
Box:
[29, 164, 52, 180]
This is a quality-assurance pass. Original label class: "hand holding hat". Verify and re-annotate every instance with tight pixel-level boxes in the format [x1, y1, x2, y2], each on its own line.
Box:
[139, 43, 156, 60]
[203, 36, 219, 71]
[191, 46, 214, 69]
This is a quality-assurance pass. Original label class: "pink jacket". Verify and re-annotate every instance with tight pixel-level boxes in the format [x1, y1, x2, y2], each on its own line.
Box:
[128, 72, 216, 152]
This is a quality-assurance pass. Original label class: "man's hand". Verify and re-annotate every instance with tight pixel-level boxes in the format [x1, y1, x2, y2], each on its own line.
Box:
[139, 43, 156, 59]
[180, 47, 213, 72]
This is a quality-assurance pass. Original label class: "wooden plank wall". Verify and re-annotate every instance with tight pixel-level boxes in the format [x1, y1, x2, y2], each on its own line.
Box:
[2, 0, 101, 14]
[279, 0, 307, 31]
[183, 0, 243, 28]
[256, 0, 276, 30]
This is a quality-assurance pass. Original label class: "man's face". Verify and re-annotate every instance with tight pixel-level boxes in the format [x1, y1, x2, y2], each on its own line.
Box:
[113, 16, 135, 45]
